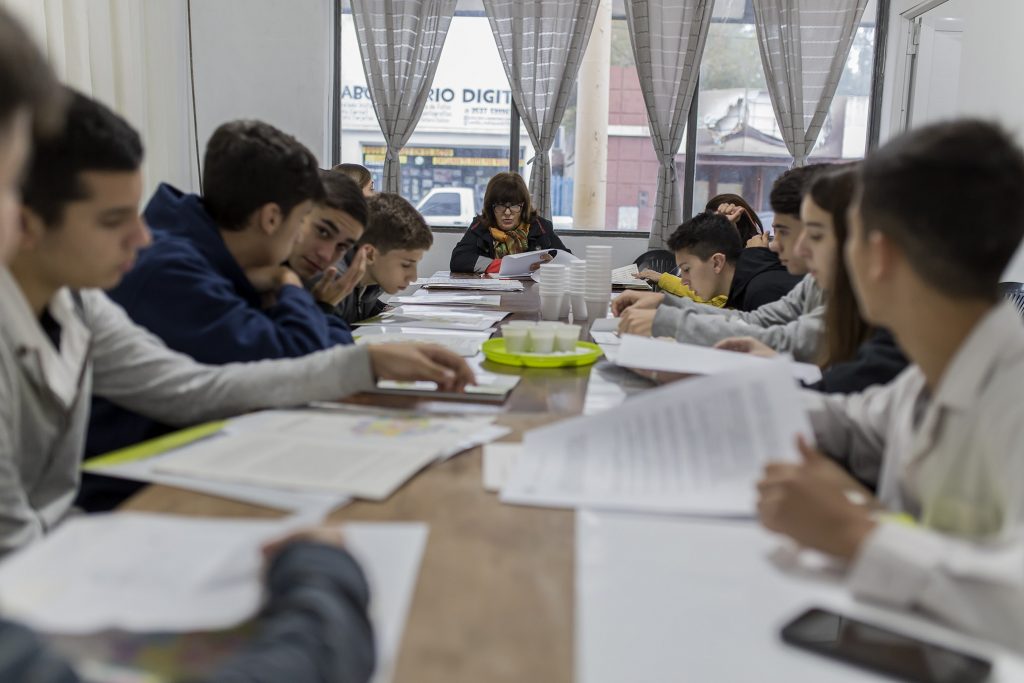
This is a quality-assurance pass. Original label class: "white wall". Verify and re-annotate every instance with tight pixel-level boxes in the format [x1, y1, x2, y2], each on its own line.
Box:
[190, 0, 334, 168]
[954, 0, 1024, 142]
[418, 231, 652, 277]
[879, 0, 1024, 145]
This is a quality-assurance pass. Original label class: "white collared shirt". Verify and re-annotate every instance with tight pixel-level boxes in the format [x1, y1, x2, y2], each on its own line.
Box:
[804, 302, 1024, 650]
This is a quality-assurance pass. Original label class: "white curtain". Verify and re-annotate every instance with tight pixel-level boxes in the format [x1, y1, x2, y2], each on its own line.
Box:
[752, 0, 868, 166]
[0, 0, 199, 196]
[351, 0, 456, 193]
[625, 0, 713, 248]
[485, 0, 599, 219]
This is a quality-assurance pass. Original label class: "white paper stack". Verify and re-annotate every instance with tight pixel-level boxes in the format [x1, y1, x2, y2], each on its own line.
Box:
[355, 305, 510, 332]
[611, 263, 654, 290]
[416, 276, 524, 292]
[389, 292, 502, 307]
[155, 410, 510, 501]
[500, 362, 812, 517]
[615, 334, 823, 384]
[354, 327, 491, 356]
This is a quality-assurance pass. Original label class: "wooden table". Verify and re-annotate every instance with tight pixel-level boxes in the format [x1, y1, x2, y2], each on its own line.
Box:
[125, 280, 604, 683]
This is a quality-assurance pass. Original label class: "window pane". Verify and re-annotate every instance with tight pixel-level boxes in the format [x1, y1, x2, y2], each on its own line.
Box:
[339, 1, 516, 226]
[695, 0, 789, 225]
[694, 0, 876, 226]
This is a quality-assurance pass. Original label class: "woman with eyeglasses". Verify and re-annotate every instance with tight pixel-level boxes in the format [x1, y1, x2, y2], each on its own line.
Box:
[450, 171, 569, 273]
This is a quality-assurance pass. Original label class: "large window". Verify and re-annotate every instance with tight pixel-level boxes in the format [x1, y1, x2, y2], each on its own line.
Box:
[339, 1, 517, 226]
[339, 0, 878, 232]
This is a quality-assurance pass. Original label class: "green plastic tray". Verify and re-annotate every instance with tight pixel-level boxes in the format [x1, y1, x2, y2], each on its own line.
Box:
[481, 338, 603, 368]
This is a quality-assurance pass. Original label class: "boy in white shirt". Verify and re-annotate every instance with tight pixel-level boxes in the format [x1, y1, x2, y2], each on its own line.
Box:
[756, 120, 1024, 649]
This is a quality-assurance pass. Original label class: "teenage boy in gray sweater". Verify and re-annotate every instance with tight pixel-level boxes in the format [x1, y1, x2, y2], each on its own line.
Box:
[615, 165, 829, 362]
[0, 10, 377, 682]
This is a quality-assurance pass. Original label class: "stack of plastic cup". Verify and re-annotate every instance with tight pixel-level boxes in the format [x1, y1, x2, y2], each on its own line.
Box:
[536, 262, 568, 320]
[568, 260, 588, 321]
[584, 245, 613, 320]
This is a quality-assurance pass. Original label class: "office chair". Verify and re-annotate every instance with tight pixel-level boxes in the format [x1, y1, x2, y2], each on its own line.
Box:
[998, 282, 1024, 318]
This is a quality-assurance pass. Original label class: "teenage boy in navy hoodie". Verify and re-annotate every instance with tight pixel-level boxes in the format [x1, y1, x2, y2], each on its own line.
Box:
[83, 121, 422, 501]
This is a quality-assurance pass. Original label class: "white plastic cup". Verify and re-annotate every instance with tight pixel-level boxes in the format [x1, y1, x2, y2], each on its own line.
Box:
[529, 328, 555, 353]
[539, 293, 564, 321]
[571, 295, 588, 321]
[555, 324, 581, 352]
[586, 298, 610, 320]
[503, 326, 529, 353]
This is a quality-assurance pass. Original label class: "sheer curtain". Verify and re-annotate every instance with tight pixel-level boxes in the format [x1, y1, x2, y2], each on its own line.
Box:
[0, 0, 199, 195]
[485, 0, 599, 219]
[752, 0, 869, 166]
[350, 0, 456, 193]
[625, 0, 713, 248]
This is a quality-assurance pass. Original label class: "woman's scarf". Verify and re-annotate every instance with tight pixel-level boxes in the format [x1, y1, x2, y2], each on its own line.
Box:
[490, 223, 530, 259]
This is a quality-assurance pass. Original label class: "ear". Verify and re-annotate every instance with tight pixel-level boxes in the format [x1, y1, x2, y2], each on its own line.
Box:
[363, 244, 379, 265]
[865, 230, 894, 283]
[17, 206, 47, 251]
[255, 203, 284, 236]
[711, 252, 726, 273]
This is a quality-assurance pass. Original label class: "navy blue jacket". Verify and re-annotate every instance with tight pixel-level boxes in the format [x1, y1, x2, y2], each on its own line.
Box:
[449, 215, 569, 273]
[0, 542, 375, 683]
[85, 184, 353, 459]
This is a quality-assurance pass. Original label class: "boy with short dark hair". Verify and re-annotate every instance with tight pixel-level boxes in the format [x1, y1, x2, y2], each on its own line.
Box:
[615, 165, 829, 362]
[88, 121, 359, 457]
[288, 170, 370, 312]
[758, 120, 1024, 647]
[666, 211, 799, 312]
[331, 193, 434, 324]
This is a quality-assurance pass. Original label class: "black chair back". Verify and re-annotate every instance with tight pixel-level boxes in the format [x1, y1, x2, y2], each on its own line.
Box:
[633, 249, 676, 275]
[998, 282, 1024, 318]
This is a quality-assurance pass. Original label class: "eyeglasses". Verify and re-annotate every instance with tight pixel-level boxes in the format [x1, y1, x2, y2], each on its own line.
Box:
[493, 202, 523, 215]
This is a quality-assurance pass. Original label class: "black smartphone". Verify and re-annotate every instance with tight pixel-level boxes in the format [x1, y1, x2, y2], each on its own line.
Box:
[780, 607, 992, 683]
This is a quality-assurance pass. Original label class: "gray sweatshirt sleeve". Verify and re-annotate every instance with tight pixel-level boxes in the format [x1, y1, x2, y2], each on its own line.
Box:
[84, 291, 375, 426]
[651, 302, 825, 362]
[650, 275, 825, 362]
[657, 274, 816, 324]
[204, 542, 375, 683]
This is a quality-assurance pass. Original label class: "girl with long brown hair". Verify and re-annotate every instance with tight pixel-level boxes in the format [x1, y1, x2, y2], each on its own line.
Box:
[716, 166, 907, 393]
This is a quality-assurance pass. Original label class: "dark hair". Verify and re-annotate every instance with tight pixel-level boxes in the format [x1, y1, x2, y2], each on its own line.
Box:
[320, 169, 368, 227]
[769, 163, 831, 216]
[860, 120, 1024, 300]
[202, 120, 324, 231]
[666, 211, 742, 263]
[705, 193, 764, 242]
[0, 8, 64, 135]
[360, 193, 433, 253]
[478, 172, 535, 229]
[23, 89, 143, 226]
[331, 162, 372, 189]
[808, 165, 867, 367]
